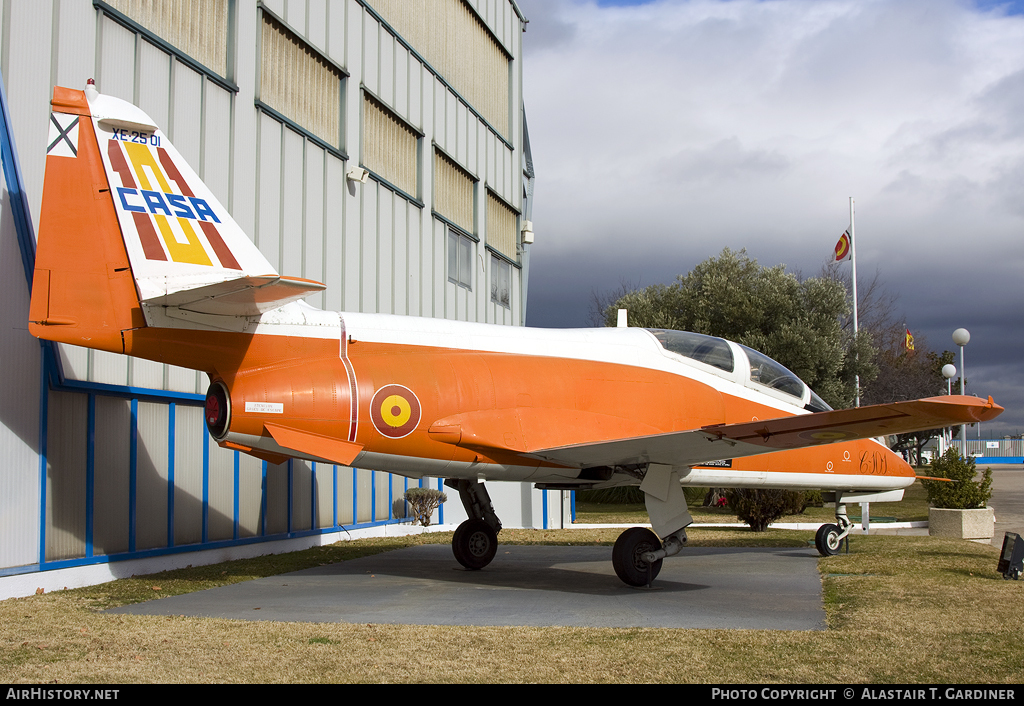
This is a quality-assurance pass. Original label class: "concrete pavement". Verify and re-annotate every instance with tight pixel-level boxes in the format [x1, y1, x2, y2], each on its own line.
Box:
[985, 465, 1024, 548]
[104, 464, 1022, 628]
[107, 545, 827, 630]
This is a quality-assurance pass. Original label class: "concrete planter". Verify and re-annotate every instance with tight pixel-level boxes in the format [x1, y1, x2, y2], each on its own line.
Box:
[928, 507, 994, 539]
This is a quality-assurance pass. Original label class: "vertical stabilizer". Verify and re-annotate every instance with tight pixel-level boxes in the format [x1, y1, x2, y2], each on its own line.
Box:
[85, 87, 279, 300]
[30, 83, 315, 353]
[29, 86, 141, 353]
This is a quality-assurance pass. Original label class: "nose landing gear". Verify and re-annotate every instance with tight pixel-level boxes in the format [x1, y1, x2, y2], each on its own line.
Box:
[816, 492, 852, 556]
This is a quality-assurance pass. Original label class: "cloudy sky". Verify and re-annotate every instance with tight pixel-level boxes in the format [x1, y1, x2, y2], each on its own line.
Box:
[516, 0, 1024, 436]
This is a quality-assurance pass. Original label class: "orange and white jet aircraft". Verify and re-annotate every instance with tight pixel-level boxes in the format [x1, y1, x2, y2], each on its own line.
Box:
[29, 83, 1002, 586]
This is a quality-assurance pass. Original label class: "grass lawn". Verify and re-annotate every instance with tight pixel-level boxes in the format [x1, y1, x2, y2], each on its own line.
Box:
[0, 514, 1019, 683]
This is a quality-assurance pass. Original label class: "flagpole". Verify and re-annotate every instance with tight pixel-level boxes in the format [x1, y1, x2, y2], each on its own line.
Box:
[851, 197, 859, 407]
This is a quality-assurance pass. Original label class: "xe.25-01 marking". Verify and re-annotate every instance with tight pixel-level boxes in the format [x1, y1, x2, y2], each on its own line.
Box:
[111, 128, 161, 146]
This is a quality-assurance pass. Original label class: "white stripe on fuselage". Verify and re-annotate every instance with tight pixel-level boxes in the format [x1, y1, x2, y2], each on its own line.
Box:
[339, 311, 823, 422]
[149, 301, 885, 454]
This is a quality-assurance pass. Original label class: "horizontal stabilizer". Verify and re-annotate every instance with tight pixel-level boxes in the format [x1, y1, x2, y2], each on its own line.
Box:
[142, 275, 326, 316]
[264, 423, 363, 466]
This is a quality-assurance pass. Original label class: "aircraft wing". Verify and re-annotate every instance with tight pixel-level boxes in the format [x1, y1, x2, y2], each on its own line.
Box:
[527, 395, 1002, 469]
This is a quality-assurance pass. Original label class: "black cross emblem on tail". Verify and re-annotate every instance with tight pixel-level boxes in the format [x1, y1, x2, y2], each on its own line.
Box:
[48, 114, 79, 156]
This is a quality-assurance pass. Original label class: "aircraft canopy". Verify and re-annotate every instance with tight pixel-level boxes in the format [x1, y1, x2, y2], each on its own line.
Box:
[646, 329, 833, 413]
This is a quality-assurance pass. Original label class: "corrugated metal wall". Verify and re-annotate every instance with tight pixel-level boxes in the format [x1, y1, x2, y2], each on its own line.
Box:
[369, 0, 511, 137]
[0, 0, 541, 577]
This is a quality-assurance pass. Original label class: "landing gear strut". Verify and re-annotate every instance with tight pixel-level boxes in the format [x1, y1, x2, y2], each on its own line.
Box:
[816, 492, 852, 556]
[445, 479, 502, 570]
[612, 463, 693, 587]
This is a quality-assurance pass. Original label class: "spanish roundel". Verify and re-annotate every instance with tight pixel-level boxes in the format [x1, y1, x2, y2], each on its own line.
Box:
[369, 384, 421, 439]
[833, 230, 851, 262]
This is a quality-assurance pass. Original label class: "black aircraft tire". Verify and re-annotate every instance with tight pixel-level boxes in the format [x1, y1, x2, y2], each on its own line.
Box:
[815, 523, 842, 556]
[612, 527, 664, 587]
[452, 519, 498, 570]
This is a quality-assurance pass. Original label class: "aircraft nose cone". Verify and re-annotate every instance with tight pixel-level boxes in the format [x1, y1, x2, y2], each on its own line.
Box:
[885, 447, 915, 477]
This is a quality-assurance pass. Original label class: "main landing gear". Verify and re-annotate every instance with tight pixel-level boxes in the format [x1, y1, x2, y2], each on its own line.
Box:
[612, 463, 693, 587]
[443, 465, 694, 587]
[445, 479, 502, 570]
[815, 492, 852, 556]
[612, 527, 664, 586]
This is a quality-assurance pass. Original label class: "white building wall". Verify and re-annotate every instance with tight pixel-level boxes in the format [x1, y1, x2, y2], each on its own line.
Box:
[0, 0, 550, 589]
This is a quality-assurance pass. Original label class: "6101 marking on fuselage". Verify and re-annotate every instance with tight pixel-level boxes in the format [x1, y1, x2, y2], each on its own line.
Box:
[860, 450, 889, 475]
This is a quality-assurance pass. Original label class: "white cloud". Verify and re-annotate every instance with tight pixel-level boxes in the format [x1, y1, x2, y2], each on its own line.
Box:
[521, 0, 1024, 264]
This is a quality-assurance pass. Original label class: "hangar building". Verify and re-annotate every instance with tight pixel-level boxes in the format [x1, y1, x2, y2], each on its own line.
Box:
[0, 0, 551, 599]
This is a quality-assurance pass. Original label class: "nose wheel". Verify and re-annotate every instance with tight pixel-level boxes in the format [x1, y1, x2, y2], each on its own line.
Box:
[815, 495, 852, 557]
[815, 523, 844, 556]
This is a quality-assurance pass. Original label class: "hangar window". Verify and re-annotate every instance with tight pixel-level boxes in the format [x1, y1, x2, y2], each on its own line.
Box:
[259, 13, 345, 148]
[363, 94, 420, 199]
[368, 0, 511, 137]
[448, 227, 474, 290]
[434, 149, 475, 234]
[648, 330, 734, 373]
[99, 0, 233, 89]
[486, 191, 517, 261]
[490, 254, 511, 309]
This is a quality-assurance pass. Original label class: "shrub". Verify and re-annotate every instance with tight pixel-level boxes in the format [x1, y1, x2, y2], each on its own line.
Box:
[684, 486, 710, 507]
[803, 489, 824, 508]
[404, 487, 447, 526]
[920, 449, 992, 509]
[577, 485, 709, 507]
[576, 486, 644, 504]
[726, 488, 806, 532]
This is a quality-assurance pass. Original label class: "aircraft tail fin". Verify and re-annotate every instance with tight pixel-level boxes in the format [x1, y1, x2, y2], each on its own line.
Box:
[29, 82, 323, 352]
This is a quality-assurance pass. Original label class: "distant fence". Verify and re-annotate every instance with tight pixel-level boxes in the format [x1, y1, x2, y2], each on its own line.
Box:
[953, 439, 1024, 464]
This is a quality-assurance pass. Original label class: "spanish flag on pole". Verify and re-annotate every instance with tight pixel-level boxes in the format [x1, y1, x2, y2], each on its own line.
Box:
[905, 328, 915, 352]
[832, 229, 852, 262]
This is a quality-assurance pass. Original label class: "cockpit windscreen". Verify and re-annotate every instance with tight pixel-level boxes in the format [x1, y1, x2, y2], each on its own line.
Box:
[647, 330, 734, 372]
[806, 389, 833, 412]
[740, 345, 805, 399]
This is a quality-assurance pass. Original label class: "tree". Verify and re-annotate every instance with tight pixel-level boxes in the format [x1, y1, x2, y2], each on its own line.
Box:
[600, 248, 874, 409]
[859, 324, 955, 465]
[600, 250, 876, 510]
[820, 260, 956, 463]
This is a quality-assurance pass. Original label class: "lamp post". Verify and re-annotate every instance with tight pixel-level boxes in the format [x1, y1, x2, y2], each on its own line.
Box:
[942, 364, 956, 454]
[952, 328, 970, 456]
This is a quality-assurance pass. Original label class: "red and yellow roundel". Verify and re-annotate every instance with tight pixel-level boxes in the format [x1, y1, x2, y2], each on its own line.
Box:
[369, 384, 421, 439]
[833, 232, 851, 262]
